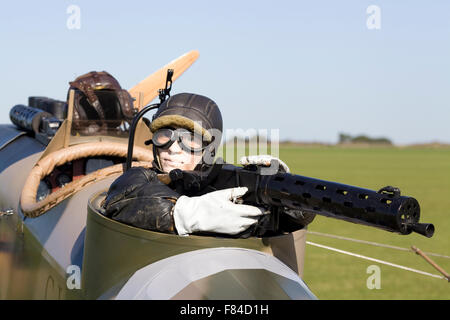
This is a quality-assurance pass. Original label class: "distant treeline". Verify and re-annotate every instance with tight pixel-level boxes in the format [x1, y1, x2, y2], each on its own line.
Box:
[225, 135, 270, 144]
[223, 133, 393, 146]
[221, 133, 450, 148]
[338, 133, 392, 145]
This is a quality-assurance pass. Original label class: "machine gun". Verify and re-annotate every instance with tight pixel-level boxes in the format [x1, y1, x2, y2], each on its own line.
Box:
[162, 161, 435, 238]
[124, 70, 434, 239]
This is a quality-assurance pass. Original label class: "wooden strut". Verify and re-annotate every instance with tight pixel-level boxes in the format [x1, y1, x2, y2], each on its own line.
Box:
[64, 89, 75, 148]
[411, 245, 450, 282]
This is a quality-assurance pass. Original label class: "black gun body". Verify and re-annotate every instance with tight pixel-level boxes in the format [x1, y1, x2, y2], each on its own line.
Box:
[215, 164, 432, 237]
[259, 171, 417, 234]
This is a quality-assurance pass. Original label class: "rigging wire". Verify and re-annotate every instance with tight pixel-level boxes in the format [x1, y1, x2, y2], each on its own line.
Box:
[307, 230, 450, 259]
[306, 241, 446, 280]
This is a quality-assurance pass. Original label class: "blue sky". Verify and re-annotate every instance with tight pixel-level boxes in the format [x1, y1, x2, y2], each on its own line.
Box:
[1, 0, 449, 144]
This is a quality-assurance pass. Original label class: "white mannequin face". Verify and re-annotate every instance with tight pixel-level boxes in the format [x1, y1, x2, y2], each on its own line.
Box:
[157, 139, 203, 173]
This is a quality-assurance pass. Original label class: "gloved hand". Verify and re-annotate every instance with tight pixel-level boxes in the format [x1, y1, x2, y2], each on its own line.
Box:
[173, 187, 266, 236]
[240, 155, 290, 173]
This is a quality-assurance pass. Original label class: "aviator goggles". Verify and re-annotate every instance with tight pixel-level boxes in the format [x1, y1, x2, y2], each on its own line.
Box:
[152, 128, 208, 153]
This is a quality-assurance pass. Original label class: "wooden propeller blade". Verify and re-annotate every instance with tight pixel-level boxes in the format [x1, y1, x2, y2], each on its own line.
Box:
[128, 50, 199, 110]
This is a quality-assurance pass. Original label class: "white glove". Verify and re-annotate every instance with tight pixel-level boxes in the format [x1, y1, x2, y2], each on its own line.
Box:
[240, 155, 290, 174]
[173, 187, 265, 236]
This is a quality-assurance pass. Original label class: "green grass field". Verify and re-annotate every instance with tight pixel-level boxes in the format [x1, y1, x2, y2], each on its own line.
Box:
[221, 145, 450, 299]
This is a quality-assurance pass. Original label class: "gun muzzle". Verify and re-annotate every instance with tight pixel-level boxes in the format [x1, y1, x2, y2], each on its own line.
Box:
[410, 223, 435, 238]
